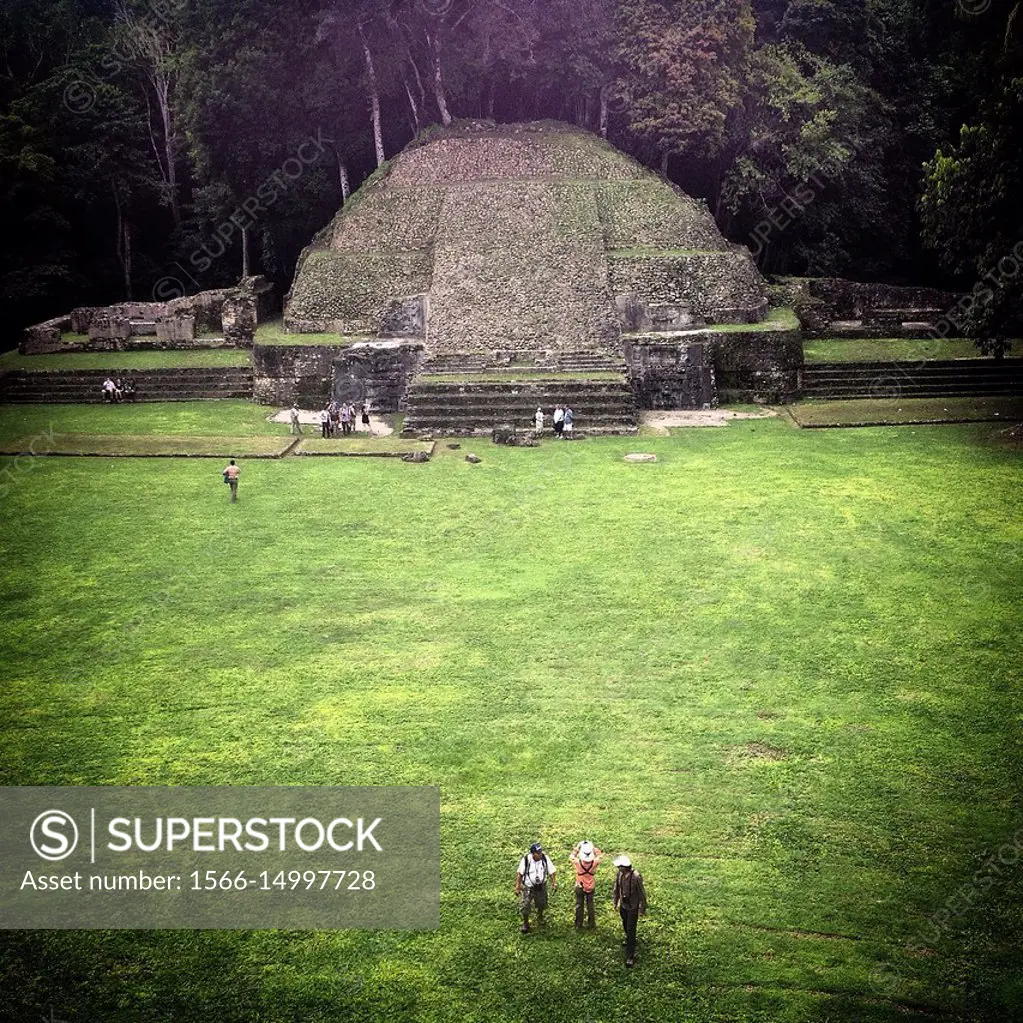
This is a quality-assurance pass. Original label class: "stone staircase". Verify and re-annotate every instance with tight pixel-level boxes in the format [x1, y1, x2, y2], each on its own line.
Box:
[402, 375, 638, 436]
[0, 367, 254, 403]
[420, 350, 626, 376]
[801, 359, 1023, 399]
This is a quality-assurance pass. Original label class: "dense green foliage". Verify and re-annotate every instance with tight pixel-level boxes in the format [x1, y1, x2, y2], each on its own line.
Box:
[2, 0, 1021, 346]
[0, 412, 1021, 1020]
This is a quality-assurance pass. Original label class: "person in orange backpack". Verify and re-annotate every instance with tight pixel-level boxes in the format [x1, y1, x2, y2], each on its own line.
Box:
[569, 839, 603, 929]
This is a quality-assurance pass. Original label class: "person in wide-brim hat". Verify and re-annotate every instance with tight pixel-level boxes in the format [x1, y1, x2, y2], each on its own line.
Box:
[612, 855, 647, 967]
[570, 840, 604, 929]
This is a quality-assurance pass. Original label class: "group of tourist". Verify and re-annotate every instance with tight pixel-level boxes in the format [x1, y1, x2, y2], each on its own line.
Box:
[515, 841, 648, 967]
[535, 405, 575, 439]
[288, 402, 371, 436]
[101, 377, 137, 402]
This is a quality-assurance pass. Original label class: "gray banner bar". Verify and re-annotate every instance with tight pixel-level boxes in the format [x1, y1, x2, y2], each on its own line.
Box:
[0, 787, 439, 930]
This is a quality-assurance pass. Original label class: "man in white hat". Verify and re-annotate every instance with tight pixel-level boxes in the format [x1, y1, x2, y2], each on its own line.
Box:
[514, 843, 557, 934]
[569, 840, 603, 929]
[612, 855, 647, 967]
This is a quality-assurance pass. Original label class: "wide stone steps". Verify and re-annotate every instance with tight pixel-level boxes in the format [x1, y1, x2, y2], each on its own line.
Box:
[403, 376, 638, 435]
[420, 352, 627, 375]
[801, 359, 1023, 399]
[0, 368, 254, 404]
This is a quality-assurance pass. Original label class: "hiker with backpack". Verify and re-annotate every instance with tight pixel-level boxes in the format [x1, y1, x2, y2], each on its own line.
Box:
[569, 840, 603, 929]
[515, 843, 557, 933]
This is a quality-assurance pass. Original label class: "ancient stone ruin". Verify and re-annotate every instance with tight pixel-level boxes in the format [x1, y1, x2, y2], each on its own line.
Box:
[22, 277, 273, 355]
[11, 124, 997, 418]
[285, 121, 801, 433]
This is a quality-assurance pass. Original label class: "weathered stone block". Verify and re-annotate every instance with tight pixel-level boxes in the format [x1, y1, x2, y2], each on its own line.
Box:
[156, 317, 196, 343]
[623, 339, 717, 409]
[88, 316, 132, 342]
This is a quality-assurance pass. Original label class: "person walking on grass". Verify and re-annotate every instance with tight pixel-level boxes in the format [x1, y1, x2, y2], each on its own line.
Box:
[361, 401, 371, 432]
[515, 843, 557, 934]
[222, 459, 240, 503]
[320, 407, 331, 439]
[563, 405, 574, 439]
[535, 406, 545, 438]
[612, 855, 647, 967]
[570, 840, 603, 929]
[290, 404, 303, 435]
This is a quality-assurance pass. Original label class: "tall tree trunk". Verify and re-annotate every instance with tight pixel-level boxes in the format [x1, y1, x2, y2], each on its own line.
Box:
[113, 180, 133, 299]
[155, 77, 180, 228]
[241, 225, 250, 279]
[661, 151, 670, 176]
[359, 22, 386, 167]
[599, 84, 610, 138]
[116, 2, 181, 228]
[402, 70, 421, 134]
[427, 30, 453, 127]
[337, 156, 351, 203]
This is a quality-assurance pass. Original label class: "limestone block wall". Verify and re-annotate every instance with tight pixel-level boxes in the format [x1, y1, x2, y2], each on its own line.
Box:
[23, 278, 270, 354]
[622, 321, 803, 408]
[22, 316, 72, 353]
[610, 252, 769, 326]
[252, 344, 340, 407]
[709, 326, 804, 403]
[597, 180, 728, 252]
[623, 339, 717, 409]
[252, 341, 424, 410]
[332, 342, 425, 412]
[284, 251, 433, 334]
[426, 181, 621, 358]
[775, 277, 961, 336]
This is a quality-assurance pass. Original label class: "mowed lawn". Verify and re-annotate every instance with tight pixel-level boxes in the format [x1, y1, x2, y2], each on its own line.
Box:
[0, 411, 1021, 1023]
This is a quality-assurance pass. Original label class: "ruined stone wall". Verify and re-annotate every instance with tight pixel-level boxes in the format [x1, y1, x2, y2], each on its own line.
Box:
[623, 339, 717, 409]
[252, 341, 423, 410]
[597, 181, 728, 252]
[252, 345, 339, 407]
[622, 322, 803, 407]
[332, 342, 424, 412]
[610, 252, 769, 326]
[776, 277, 961, 336]
[23, 278, 270, 354]
[21, 316, 72, 354]
[284, 251, 433, 334]
[709, 327, 804, 403]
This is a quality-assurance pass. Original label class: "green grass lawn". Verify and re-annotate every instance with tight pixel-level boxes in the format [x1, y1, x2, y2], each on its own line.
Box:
[1, 416, 1021, 1022]
[0, 349, 252, 371]
[803, 338, 1023, 363]
[296, 436, 434, 456]
[0, 433, 296, 457]
[788, 396, 1023, 428]
[0, 401, 289, 443]
[255, 318, 371, 346]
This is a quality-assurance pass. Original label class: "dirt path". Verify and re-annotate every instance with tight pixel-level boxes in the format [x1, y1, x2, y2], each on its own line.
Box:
[267, 409, 394, 437]
[641, 409, 777, 433]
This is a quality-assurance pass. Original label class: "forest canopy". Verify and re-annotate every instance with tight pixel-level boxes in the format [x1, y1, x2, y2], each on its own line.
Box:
[1, 0, 1020, 345]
